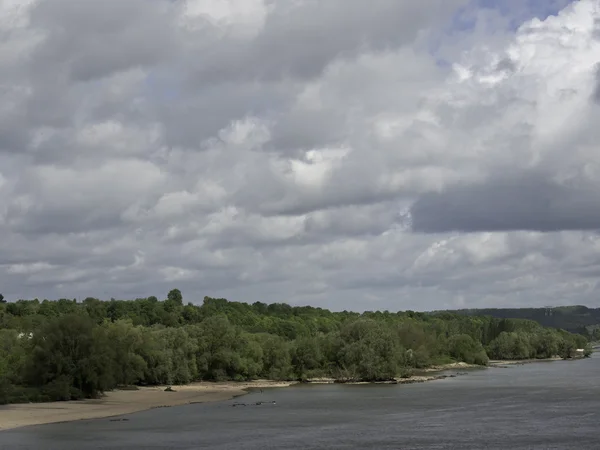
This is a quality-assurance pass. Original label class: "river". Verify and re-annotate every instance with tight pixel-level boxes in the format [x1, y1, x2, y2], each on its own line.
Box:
[1, 357, 598, 449]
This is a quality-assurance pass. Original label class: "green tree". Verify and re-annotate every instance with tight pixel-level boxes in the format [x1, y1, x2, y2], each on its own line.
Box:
[291, 337, 322, 379]
[255, 333, 292, 380]
[104, 320, 147, 386]
[447, 334, 489, 365]
[25, 314, 113, 399]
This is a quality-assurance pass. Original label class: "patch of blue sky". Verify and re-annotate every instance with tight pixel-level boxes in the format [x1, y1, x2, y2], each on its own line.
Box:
[476, 0, 574, 29]
[429, 0, 575, 67]
[453, 0, 574, 33]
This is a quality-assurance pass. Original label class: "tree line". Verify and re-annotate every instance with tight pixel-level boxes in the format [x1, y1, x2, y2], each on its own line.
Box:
[0, 290, 592, 404]
[451, 305, 600, 339]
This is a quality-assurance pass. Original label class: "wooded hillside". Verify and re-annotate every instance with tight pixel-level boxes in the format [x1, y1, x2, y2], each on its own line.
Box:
[448, 306, 600, 340]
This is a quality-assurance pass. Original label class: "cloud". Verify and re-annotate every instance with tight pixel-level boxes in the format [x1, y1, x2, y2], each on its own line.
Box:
[409, 0, 600, 234]
[1, 0, 600, 311]
[29, 0, 179, 82]
[410, 171, 600, 233]
[181, 0, 468, 83]
[9, 159, 165, 234]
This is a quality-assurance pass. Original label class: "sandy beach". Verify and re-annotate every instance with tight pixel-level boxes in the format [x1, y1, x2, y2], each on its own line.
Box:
[0, 381, 295, 432]
[0, 370, 471, 431]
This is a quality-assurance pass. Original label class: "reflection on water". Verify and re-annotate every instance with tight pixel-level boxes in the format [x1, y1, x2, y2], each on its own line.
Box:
[1, 357, 599, 449]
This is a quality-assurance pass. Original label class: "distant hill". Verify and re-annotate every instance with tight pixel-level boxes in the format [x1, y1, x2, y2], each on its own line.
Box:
[445, 306, 600, 338]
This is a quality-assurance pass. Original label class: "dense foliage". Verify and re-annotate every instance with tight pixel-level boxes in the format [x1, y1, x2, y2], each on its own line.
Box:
[0, 291, 592, 404]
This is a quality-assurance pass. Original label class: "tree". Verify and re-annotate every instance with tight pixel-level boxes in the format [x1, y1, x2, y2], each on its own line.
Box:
[0, 294, 5, 303]
[447, 334, 489, 365]
[167, 289, 183, 305]
[25, 314, 113, 399]
[104, 320, 147, 386]
[164, 289, 183, 314]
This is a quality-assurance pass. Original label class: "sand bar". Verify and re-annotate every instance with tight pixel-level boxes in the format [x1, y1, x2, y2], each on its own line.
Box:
[0, 380, 295, 432]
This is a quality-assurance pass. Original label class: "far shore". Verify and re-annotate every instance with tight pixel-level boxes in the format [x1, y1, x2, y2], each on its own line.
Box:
[0, 358, 584, 432]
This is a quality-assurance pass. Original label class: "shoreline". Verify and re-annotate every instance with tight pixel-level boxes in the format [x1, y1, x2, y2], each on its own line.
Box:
[0, 380, 295, 432]
[0, 358, 582, 432]
[488, 356, 575, 367]
[303, 362, 484, 385]
[0, 363, 481, 432]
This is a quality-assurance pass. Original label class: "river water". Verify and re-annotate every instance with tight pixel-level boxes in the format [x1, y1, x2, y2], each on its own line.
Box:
[1, 357, 599, 449]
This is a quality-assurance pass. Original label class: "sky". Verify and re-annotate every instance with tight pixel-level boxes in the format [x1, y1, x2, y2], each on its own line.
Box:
[1, 0, 600, 312]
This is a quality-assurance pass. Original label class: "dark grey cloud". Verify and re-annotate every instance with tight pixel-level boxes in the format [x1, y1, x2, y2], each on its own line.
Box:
[267, 107, 347, 156]
[158, 81, 293, 149]
[184, 0, 468, 83]
[410, 173, 600, 233]
[29, 0, 178, 83]
[592, 62, 600, 104]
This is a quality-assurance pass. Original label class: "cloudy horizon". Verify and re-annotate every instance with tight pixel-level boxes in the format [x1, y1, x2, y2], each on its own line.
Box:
[1, 0, 600, 311]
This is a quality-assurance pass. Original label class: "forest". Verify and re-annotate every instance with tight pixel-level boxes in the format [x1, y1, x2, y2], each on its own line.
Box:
[0, 290, 592, 404]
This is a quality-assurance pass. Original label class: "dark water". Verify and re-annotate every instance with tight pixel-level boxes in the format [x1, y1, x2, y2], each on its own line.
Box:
[2, 358, 599, 450]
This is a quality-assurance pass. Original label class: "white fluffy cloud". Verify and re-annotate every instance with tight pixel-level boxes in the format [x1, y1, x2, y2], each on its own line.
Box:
[1, 0, 599, 311]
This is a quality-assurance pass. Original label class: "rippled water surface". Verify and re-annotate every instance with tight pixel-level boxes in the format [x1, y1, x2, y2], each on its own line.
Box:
[1, 357, 599, 449]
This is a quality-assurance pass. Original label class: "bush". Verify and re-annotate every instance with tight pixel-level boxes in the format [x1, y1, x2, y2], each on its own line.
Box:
[447, 334, 489, 366]
[42, 375, 75, 401]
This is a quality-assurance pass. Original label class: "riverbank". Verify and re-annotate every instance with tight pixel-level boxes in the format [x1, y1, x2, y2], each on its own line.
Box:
[488, 356, 571, 367]
[421, 361, 481, 372]
[0, 368, 474, 431]
[0, 381, 295, 432]
[302, 374, 456, 385]
[0, 358, 579, 431]
[303, 362, 483, 385]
